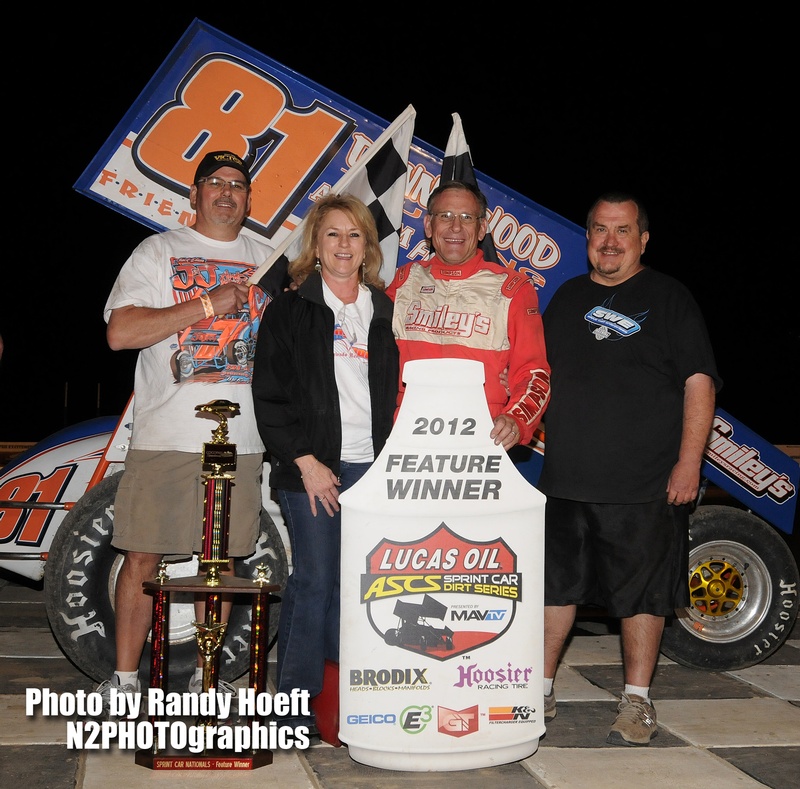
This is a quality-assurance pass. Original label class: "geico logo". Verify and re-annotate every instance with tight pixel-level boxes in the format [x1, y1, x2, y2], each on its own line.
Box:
[345, 714, 397, 724]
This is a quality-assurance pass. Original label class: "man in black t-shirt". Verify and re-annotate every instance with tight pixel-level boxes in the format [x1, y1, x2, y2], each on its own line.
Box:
[539, 192, 722, 746]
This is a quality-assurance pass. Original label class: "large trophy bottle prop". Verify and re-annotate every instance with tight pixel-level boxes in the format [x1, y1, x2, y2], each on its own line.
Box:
[136, 400, 279, 770]
[339, 360, 546, 770]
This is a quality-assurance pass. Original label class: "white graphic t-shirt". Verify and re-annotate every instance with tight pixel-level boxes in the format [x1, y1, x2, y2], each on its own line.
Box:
[322, 279, 374, 463]
[104, 226, 274, 452]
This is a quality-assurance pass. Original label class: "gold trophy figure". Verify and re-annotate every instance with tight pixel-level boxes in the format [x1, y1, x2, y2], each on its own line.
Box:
[194, 617, 228, 728]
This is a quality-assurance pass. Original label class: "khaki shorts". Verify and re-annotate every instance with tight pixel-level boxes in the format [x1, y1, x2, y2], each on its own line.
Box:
[112, 449, 263, 559]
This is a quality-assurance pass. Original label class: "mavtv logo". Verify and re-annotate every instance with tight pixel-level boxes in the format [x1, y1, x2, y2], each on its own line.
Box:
[450, 609, 506, 621]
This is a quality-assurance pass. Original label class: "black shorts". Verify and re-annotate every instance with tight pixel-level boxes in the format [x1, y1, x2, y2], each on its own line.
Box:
[544, 497, 690, 618]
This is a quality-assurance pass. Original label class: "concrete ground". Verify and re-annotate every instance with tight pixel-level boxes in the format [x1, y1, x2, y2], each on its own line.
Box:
[2, 571, 798, 789]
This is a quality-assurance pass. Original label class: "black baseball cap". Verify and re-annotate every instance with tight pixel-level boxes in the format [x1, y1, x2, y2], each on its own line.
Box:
[193, 151, 251, 185]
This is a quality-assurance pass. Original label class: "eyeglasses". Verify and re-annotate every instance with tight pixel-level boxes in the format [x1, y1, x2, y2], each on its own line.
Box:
[430, 211, 480, 225]
[196, 176, 249, 193]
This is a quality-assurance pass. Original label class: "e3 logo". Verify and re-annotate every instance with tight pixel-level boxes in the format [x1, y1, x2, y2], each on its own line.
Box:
[400, 705, 432, 734]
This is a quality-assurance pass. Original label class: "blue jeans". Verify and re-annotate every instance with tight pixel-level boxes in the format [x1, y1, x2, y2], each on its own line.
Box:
[276, 461, 370, 725]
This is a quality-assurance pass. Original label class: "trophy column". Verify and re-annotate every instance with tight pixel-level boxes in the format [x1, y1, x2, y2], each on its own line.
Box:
[136, 399, 280, 770]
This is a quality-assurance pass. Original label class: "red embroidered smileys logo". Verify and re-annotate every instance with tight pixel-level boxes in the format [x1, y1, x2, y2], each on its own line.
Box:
[360, 524, 520, 661]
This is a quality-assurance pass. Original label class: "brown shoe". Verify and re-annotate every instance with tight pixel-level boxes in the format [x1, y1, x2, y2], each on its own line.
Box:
[544, 690, 557, 720]
[606, 693, 658, 746]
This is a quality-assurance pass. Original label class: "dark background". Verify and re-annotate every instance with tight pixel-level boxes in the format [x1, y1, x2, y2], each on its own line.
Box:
[1, 12, 797, 447]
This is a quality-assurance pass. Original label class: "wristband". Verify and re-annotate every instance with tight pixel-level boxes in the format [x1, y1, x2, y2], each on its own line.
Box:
[199, 291, 214, 319]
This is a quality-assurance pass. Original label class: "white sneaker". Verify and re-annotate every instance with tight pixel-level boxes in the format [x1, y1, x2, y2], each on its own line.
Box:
[187, 674, 237, 697]
[544, 689, 557, 720]
[188, 673, 238, 720]
[95, 674, 141, 721]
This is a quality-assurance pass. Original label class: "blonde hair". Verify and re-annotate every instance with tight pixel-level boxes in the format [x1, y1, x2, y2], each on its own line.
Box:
[288, 193, 385, 288]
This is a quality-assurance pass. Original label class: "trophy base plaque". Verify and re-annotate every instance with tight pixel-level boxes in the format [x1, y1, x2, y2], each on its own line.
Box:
[135, 748, 273, 770]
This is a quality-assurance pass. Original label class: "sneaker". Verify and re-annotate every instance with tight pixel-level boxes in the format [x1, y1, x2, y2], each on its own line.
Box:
[96, 674, 141, 721]
[305, 723, 322, 748]
[187, 674, 238, 720]
[279, 717, 321, 748]
[606, 693, 658, 746]
[544, 690, 557, 720]
[187, 674, 237, 697]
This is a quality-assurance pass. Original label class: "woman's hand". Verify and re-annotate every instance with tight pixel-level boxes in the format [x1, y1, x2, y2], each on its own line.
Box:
[296, 455, 341, 517]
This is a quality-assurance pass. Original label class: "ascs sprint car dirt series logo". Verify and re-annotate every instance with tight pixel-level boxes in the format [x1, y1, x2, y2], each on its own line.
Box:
[359, 524, 521, 660]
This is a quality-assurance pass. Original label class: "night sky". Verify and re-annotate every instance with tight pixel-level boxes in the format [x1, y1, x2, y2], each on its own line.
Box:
[2, 12, 797, 446]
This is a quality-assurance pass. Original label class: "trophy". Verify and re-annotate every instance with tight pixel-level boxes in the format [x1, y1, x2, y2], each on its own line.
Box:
[197, 399, 238, 586]
[136, 400, 280, 770]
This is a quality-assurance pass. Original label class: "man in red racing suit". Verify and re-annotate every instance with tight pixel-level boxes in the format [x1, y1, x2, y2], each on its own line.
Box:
[387, 180, 550, 451]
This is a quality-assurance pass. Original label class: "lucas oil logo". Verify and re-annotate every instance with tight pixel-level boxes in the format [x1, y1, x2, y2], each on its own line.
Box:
[360, 523, 520, 660]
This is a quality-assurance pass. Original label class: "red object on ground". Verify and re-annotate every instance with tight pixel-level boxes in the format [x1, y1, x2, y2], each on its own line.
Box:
[311, 659, 342, 746]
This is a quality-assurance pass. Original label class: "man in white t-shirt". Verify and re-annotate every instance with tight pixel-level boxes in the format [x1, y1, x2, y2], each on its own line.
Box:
[98, 151, 274, 711]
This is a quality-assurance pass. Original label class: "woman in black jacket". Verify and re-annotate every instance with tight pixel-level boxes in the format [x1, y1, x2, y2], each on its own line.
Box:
[252, 193, 399, 740]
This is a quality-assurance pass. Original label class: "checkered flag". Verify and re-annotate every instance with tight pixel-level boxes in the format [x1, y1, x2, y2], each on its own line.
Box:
[251, 104, 415, 290]
[441, 113, 498, 263]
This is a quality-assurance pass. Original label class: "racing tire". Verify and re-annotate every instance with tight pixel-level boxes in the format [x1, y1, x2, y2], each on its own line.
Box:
[226, 340, 249, 366]
[170, 350, 193, 382]
[660, 505, 799, 671]
[43, 472, 288, 689]
[383, 628, 401, 645]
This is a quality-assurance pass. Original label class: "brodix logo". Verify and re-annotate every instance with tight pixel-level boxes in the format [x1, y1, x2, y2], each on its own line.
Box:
[360, 524, 521, 660]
